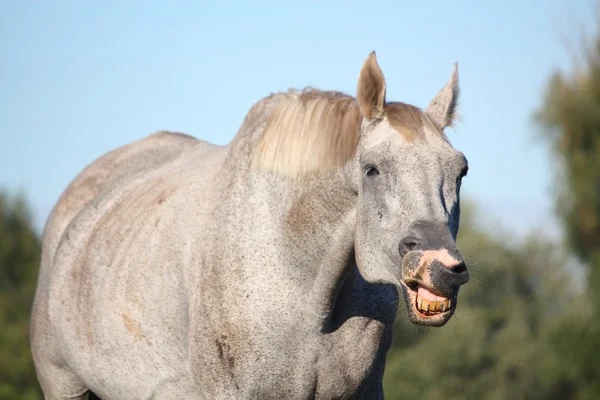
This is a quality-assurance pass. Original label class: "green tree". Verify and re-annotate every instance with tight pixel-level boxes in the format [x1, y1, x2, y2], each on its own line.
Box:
[536, 39, 600, 301]
[0, 191, 43, 399]
[535, 32, 600, 398]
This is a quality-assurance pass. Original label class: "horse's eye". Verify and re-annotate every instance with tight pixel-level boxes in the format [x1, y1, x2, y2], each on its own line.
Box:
[364, 165, 380, 177]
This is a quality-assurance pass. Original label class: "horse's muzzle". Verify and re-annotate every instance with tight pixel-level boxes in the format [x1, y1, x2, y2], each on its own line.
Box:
[396, 222, 470, 326]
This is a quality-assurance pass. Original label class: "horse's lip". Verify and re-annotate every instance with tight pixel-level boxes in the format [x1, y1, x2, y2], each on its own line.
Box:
[402, 279, 444, 296]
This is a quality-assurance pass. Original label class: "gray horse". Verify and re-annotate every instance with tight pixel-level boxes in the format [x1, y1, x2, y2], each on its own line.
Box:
[30, 51, 469, 399]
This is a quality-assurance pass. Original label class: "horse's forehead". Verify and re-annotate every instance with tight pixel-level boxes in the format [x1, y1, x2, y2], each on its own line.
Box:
[363, 119, 455, 163]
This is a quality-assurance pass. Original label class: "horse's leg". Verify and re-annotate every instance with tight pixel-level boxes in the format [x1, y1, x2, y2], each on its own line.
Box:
[31, 317, 90, 399]
[34, 360, 90, 400]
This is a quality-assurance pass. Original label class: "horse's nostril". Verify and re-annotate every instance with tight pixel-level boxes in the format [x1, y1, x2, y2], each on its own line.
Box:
[399, 236, 421, 257]
[450, 261, 467, 275]
[449, 261, 469, 285]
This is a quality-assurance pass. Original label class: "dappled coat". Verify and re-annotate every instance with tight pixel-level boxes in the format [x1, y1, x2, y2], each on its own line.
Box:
[30, 52, 469, 399]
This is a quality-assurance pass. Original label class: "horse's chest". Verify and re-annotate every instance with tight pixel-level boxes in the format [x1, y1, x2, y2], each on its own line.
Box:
[228, 284, 396, 398]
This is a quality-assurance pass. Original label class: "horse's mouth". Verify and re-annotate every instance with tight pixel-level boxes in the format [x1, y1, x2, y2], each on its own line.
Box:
[399, 281, 457, 327]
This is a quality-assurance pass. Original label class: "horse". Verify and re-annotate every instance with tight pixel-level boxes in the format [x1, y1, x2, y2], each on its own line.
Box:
[30, 51, 470, 399]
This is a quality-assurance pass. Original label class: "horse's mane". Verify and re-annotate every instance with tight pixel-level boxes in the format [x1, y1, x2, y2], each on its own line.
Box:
[250, 87, 444, 178]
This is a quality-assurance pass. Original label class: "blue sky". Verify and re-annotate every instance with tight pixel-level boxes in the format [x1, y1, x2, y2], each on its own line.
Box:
[0, 0, 595, 237]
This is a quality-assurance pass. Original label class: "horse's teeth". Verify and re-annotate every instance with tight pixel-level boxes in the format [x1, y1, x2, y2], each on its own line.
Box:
[416, 293, 451, 314]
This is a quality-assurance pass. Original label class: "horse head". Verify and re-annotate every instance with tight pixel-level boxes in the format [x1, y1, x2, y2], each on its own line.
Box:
[353, 52, 469, 326]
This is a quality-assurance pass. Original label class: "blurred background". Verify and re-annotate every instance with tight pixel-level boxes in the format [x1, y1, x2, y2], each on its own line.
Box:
[1, 1, 599, 398]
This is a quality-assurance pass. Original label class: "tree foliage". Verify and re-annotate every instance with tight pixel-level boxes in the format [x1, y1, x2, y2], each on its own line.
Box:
[536, 41, 600, 269]
[0, 191, 43, 399]
[534, 31, 600, 397]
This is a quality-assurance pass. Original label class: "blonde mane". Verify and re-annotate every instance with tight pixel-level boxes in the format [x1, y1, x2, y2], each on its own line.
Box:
[250, 88, 444, 178]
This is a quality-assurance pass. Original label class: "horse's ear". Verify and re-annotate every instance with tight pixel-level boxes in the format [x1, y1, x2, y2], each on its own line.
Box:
[357, 51, 386, 120]
[425, 63, 460, 129]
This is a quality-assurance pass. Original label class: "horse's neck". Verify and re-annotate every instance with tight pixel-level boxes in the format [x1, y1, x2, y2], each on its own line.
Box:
[202, 96, 360, 327]
[284, 176, 358, 321]
[206, 165, 358, 327]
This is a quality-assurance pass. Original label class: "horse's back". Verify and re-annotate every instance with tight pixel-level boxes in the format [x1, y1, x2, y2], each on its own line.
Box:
[42, 130, 199, 264]
[33, 130, 200, 309]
